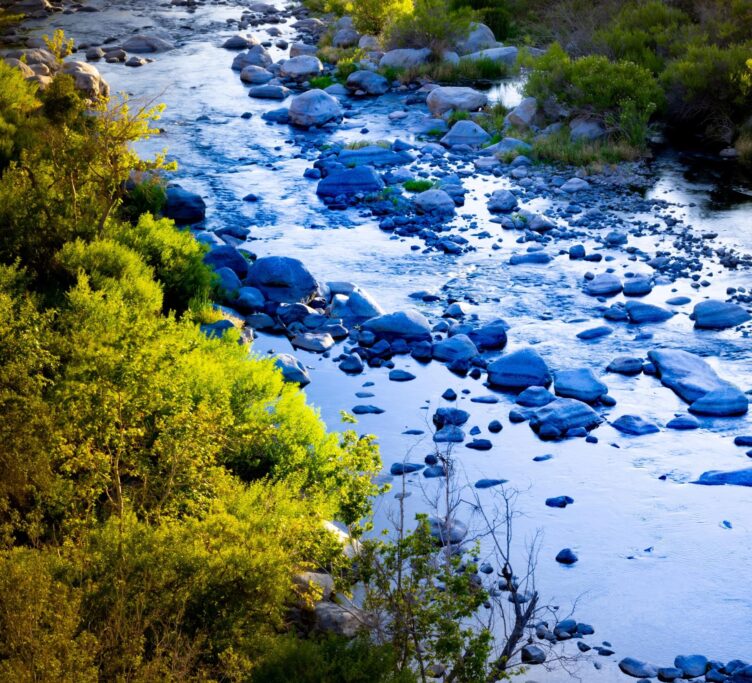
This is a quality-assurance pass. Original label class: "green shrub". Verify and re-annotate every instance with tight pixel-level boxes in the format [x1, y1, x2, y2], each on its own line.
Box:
[308, 74, 335, 89]
[531, 128, 641, 166]
[451, 0, 513, 41]
[595, 0, 693, 74]
[403, 179, 434, 192]
[0, 61, 40, 168]
[400, 56, 509, 84]
[661, 44, 752, 137]
[346, 0, 412, 35]
[385, 0, 476, 55]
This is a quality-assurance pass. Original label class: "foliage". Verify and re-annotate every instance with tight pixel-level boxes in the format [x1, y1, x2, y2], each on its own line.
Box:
[308, 74, 336, 89]
[42, 29, 74, 62]
[531, 128, 641, 166]
[252, 635, 418, 683]
[399, 56, 509, 85]
[0, 61, 40, 169]
[121, 172, 167, 224]
[452, 0, 513, 40]
[346, 0, 412, 35]
[385, 0, 476, 55]
[403, 179, 434, 192]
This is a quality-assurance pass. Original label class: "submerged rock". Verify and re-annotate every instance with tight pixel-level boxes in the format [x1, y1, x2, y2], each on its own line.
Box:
[529, 398, 601, 440]
[554, 368, 608, 403]
[316, 166, 385, 197]
[612, 414, 660, 436]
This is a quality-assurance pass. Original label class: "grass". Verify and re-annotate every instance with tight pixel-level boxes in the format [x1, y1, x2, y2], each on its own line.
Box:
[308, 75, 335, 89]
[446, 110, 470, 126]
[475, 102, 509, 136]
[735, 132, 752, 168]
[344, 140, 391, 150]
[403, 179, 435, 192]
[397, 57, 510, 85]
[530, 129, 641, 168]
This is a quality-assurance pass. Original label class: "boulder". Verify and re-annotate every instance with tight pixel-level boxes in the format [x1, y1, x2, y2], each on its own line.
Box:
[487, 189, 518, 213]
[222, 35, 257, 50]
[248, 84, 290, 100]
[232, 46, 272, 70]
[440, 120, 490, 147]
[619, 658, 658, 679]
[288, 89, 343, 127]
[462, 46, 518, 66]
[414, 189, 455, 214]
[468, 319, 507, 350]
[554, 368, 608, 403]
[204, 245, 249, 279]
[521, 645, 547, 665]
[569, 117, 606, 141]
[487, 347, 552, 390]
[456, 22, 498, 55]
[245, 256, 318, 303]
[607, 357, 643, 375]
[121, 34, 175, 53]
[279, 55, 323, 80]
[379, 48, 432, 69]
[316, 166, 385, 196]
[625, 301, 674, 324]
[428, 517, 467, 545]
[164, 185, 206, 224]
[432, 334, 478, 363]
[561, 177, 590, 193]
[61, 61, 109, 98]
[529, 398, 602, 440]
[478, 137, 532, 157]
[426, 86, 488, 116]
[505, 96, 538, 129]
[612, 414, 660, 435]
[346, 70, 389, 95]
[362, 310, 432, 341]
[510, 252, 552, 265]
[290, 42, 319, 58]
[292, 332, 334, 353]
[328, 287, 384, 320]
[585, 273, 622, 297]
[274, 353, 311, 386]
[433, 407, 470, 427]
[240, 65, 274, 84]
[689, 387, 749, 417]
[674, 655, 709, 679]
[694, 469, 752, 487]
[314, 602, 365, 638]
[5, 58, 35, 78]
[692, 300, 751, 329]
[555, 548, 578, 565]
[516, 386, 555, 407]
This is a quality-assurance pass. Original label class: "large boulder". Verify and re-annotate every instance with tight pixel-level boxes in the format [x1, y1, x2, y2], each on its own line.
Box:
[456, 22, 498, 55]
[245, 256, 318, 303]
[625, 301, 674, 324]
[462, 46, 518, 66]
[121, 34, 175, 53]
[328, 287, 384, 320]
[248, 85, 290, 100]
[505, 96, 538, 129]
[240, 65, 274, 84]
[232, 45, 272, 70]
[279, 55, 323, 80]
[61, 61, 109, 98]
[204, 245, 249, 279]
[314, 602, 366, 637]
[440, 120, 490, 147]
[316, 166, 385, 197]
[554, 368, 608, 403]
[163, 185, 206, 224]
[585, 273, 622, 297]
[288, 89, 343, 127]
[274, 353, 311, 386]
[5, 57, 35, 79]
[379, 48, 432, 69]
[692, 300, 751, 329]
[432, 334, 478, 363]
[222, 35, 258, 50]
[362, 310, 432, 342]
[619, 658, 658, 679]
[426, 86, 488, 116]
[346, 70, 389, 95]
[487, 347, 552, 390]
[648, 349, 748, 416]
[413, 189, 455, 215]
[487, 189, 518, 213]
[694, 468, 752, 487]
[290, 42, 319, 58]
[468, 319, 507, 350]
[529, 398, 602, 440]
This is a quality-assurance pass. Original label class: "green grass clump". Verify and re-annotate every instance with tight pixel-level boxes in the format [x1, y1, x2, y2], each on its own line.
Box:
[400, 57, 509, 85]
[403, 179, 434, 192]
[308, 75, 335, 89]
[531, 129, 641, 168]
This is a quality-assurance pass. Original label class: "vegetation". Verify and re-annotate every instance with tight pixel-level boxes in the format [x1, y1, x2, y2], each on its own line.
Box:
[397, 55, 509, 85]
[384, 0, 475, 54]
[346, 0, 412, 36]
[402, 179, 435, 192]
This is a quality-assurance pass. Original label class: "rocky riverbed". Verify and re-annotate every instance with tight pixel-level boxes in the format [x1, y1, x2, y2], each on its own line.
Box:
[9, 0, 752, 679]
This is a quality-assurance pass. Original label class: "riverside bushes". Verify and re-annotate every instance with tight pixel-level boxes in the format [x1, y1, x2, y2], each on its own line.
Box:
[0, 56, 383, 681]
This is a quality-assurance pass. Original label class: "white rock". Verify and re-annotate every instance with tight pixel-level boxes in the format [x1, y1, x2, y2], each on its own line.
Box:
[379, 48, 432, 69]
[288, 89, 343, 128]
[61, 61, 109, 98]
[279, 55, 323, 80]
[426, 86, 487, 116]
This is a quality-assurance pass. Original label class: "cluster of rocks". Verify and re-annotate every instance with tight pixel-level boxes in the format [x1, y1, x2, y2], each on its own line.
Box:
[619, 654, 752, 682]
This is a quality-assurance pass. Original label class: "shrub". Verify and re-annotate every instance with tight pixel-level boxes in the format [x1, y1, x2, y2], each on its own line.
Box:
[531, 128, 642, 166]
[0, 61, 40, 168]
[308, 74, 335, 89]
[661, 43, 752, 138]
[595, 0, 693, 74]
[451, 0, 513, 41]
[403, 179, 434, 192]
[384, 0, 476, 55]
[399, 56, 509, 84]
[347, 0, 412, 35]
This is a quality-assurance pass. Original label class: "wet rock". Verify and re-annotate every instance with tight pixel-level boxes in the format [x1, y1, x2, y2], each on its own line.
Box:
[339, 354, 364, 373]
[674, 655, 708, 678]
[487, 189, 518, 213]
[625, 301, 674, 324]
[434, 425, 465, 442]
[466, 438, 493, 451]
[607, 357, 643, 376]
[689, 387, 749, 417]
[389, 369, 415, 382]
[232, 45, 272, 70]
[657, 667, 683, 681]
[488, 420, 503, 433]
[316, 166, 384, 196]
[248, 84, 290, 99]
[274, 353, 310, 386]
[414, 189, 456, 215]
[121, 34, 175, 53]
[245, 256, 317, 303]
[619, 658, 658, 678]
[554, 368, 608, 403]
[379, 48, 432, 69]
[352, 404, 384, 415]
[468, 319, 508, 350]
[462, 46, 518, 66]
[441, 120, 490, 147]
[666, 414, 699, 430]
[546, 496, 574, 508]
[433, 334, 478, 363]
[561, 177, 590, 193]
[612, 415, 660, 435]
[346, 70, 389, 95]
[529, 398, 601, 440]
[362, 310, 432, 342]
[516, 386, 555, 407]
[222, 35, 257, 50]
[164, 185, 206, 224]
[428, 517, 467, 545]
[235, 286, 265, 313]
[585, 273, 623, 297]
[692, 300, 750, 329]
[623, 276, 653, 297]
[505, 96, 538, 129]
[280, 55, 323, 80]
[555, 548, 578, 565]
[292, 332, 334, 353]
[510, 252, 552, 265]
[577, 325, 613, 340]
[426, 86, 488, 115]
[487, 348, 552, 390]
[475, 478, 507, 488]
[288, 89, 342, 127]
[204, 245, 249, 278]
[390, 462, 424, 475]
[521, 644, 547, 665]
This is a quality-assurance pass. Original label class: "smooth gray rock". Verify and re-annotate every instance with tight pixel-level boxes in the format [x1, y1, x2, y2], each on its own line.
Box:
[619, 658, 658, 679]
[414, 189, 456, 215]
[288, 89, 342, 127]
[316, 166, 385, 196]
[279, 55, 323, 80]
[379, 48, 432, 69]
[554, 368, 608, 403]
[121, 34, 175, 53]
[487, 189, 518, 213]
[426, 86, 487, 116]
[692, 300, 751, 329]
[612, 414, 660, 435]
[585, 273, 623, 297]
[487, 348, 552, 390]
[362, 310, 432, 341]
[529, 398, 602, 440]
[346, 70, 389, 95]
[274, 353, 311, 386]
[245, 256, 318, 303]
[432, 334, 479, 363]
[440, 120, 491, 147]
[462, 45, 518, 66]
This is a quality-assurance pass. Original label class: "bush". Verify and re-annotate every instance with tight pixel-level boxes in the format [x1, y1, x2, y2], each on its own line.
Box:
[385, 0, 476, 55]
[661, 43, 752, 138]
[347, 0, 412, 35]
[0, 61, 40, 168]
[531, 128, 642, 166]
[403, 179, 434, 192]
[399, 55, 509, 84]
[595, 0, 693, 74]
[451, 0, 513, 41]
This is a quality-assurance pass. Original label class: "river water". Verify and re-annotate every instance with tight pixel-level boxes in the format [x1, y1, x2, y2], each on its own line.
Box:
[28, 0, 752, 678]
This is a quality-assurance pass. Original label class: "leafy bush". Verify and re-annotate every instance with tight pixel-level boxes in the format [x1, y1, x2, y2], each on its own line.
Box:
[403, 179, 434, 192]
[308, 74, 335, 89]
[385, 0, 476, 55]
[0, 61, 39, 168]
[399, 55, 509, 84]
[451, 0, 513, 41]
[531, 128, 642, 166]
[595, 0, 692, 73]
[661, 43, 752, 138]
[347, 0, 412, 35]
